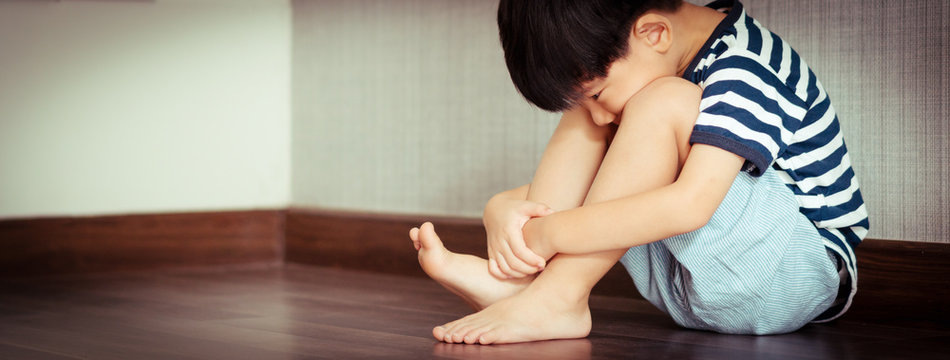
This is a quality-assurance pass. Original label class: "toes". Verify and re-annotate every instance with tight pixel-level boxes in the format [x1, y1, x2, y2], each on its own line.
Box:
[441, 317, 480, 344]
[451, 322, 478, 344]
[432, 326, 448, 342]
[417, 222, 446, 250]
[463, 326, 489, 344]
[451, 330, 466, 344]
[436, 319, 499, 345]
[450, 317, 495, 345]
[477, 330, 498, 345]
[409, 227, 420, 250]
[444, 321, 468, 344]
[435, 318, 464, 343]
[420, 221, 434, 233]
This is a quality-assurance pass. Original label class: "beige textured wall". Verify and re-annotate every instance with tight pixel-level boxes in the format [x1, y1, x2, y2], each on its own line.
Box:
[291, 0, 949, 243]
[291, 0, 559, 216]
[731, 0, 949, 242]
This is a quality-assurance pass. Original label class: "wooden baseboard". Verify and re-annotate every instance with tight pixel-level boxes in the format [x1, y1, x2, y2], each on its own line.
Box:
[284, 207, 641, 298]
[0, 210, 284, 276]
[846, 239, 950, 329]
[3, 207, 947, 328]
[284, 208, 950, 329]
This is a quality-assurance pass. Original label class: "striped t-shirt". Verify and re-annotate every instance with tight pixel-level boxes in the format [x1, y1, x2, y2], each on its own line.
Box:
[682, 0, 869, 320]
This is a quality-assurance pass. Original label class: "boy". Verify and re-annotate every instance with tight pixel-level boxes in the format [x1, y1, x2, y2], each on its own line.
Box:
[409, 0, 867, 344]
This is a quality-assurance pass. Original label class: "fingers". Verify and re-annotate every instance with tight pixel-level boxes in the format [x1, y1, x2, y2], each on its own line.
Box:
[483, 200, 553, 280]
[508, 232, 546, 269]
[488, 258, 506, 279]
[501, 243, 538, 276]
[493, 251, 530, 278]
[492, 238, 540, 278]
[503, 222, 546, 270]
[488, 241, 532, 279]
[512, 202, 551, 269]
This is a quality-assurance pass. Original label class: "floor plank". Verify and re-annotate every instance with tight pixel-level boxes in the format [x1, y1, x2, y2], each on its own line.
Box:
[0, 264, 946, 359]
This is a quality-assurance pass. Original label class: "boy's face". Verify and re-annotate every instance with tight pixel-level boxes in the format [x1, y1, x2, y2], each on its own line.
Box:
[578, 19, 677, 126]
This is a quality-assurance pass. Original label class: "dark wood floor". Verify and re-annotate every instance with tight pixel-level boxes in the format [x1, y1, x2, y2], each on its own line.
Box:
[0, 265, 947, 360]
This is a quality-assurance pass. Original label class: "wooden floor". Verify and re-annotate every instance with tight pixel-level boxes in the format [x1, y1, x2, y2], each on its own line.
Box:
[1, 265, 947, 360]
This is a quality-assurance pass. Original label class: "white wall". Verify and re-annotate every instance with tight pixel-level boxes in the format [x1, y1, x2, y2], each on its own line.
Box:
[0, 0, 291, 218]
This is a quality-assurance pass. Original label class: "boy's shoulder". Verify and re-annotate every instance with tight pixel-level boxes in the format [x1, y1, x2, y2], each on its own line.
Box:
[689, 4, 817, 105]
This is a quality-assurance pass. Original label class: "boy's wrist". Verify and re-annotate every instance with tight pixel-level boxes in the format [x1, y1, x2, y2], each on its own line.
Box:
[484, 192, 509, 219]
[523, 216, 556, 260]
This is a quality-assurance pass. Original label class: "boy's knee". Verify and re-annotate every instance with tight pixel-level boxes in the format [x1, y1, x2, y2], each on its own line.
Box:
[620, 76, 701, 133]
[611, 76, 701, 157]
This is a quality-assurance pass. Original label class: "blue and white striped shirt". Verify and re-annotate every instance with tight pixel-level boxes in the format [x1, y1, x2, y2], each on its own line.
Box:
[683, 0, 868, 320]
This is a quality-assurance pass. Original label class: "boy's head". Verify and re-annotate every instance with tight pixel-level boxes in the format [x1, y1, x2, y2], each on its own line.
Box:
[497, 0, 683, 112]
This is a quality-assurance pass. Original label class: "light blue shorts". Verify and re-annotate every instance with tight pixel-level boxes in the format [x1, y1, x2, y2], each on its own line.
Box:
[619, 167, 841, 335]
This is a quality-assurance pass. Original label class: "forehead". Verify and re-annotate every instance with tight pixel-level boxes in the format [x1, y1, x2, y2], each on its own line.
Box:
[579, 78, 607, 94]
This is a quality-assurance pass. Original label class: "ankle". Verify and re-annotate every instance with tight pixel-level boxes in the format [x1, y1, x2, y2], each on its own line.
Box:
[525, 282, 590, 309]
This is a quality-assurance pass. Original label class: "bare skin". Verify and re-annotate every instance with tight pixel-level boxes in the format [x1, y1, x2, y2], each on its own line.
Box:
[408, 79, 702, 345]
[410, 3, 730, 345]
[409, 222, 531, 310]
[434, 276, 593, 345]
[426, 78, 699, 345]
[411, 222, 593, 344]
[432, 338, 592, 359]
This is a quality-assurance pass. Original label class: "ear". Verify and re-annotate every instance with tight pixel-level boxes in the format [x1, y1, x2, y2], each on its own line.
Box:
[631, 13, 673, 54]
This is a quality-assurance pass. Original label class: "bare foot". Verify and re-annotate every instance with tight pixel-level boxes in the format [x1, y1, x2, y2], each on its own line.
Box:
[409, 222, 530, 310]
[432, 338, 592, 359]
[432, 285, 592, 345]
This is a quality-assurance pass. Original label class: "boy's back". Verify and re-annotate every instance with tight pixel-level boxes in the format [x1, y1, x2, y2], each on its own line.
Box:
[682, 0, 867, 321]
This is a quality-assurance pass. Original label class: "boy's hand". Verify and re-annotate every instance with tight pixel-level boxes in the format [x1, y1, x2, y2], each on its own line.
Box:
[483, 195, 552, 279]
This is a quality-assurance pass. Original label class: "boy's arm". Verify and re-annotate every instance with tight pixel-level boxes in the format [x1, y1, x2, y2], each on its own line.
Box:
[489, 184, 530, 202]
[485, 106, 611, 278]
[524, 143, 745, 258]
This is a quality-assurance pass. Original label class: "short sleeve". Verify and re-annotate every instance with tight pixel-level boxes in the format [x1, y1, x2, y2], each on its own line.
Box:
[689, 52, 807, 176]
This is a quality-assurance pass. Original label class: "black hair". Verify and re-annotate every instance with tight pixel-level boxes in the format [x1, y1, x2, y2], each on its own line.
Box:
[497, 0, 682, 112]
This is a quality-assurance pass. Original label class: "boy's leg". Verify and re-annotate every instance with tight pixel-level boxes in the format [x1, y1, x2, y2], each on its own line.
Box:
[620, 167, 842, 335]
[410, 90, 614, 309]
[434, 78, 701, 344]
[409, 105, 611, 309]
[410, 222, 533, 310]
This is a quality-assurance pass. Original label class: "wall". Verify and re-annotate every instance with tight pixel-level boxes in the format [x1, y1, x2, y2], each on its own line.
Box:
[291, 0, 559, 217]
[3, 0, 939, 242]
[0, 0, 291, 218]
[734, 0, 949, 241]
[291, 0, 949, 243]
